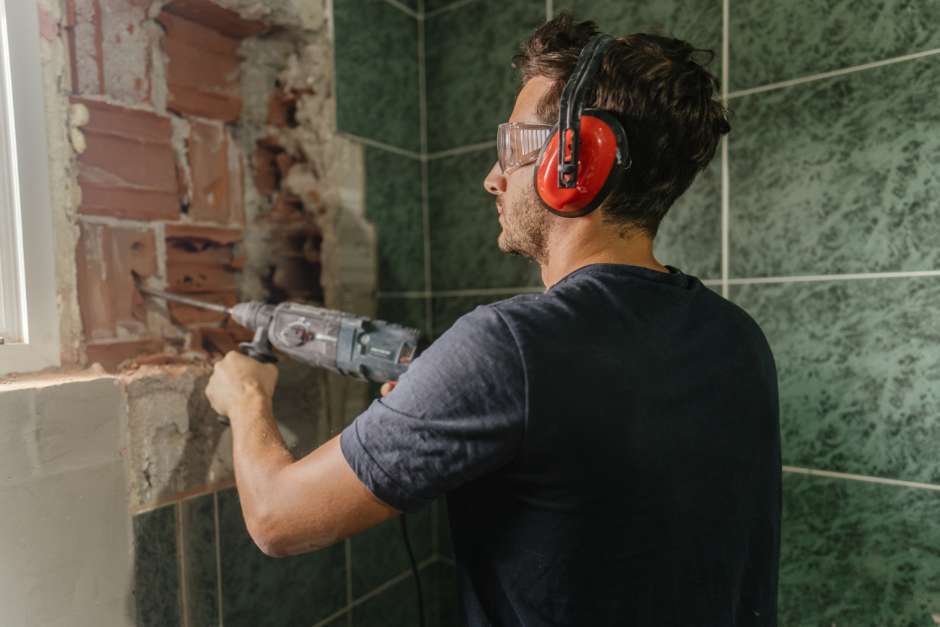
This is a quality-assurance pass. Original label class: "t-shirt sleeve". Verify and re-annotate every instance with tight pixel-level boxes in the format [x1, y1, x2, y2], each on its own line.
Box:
[340, 304, 526, 513]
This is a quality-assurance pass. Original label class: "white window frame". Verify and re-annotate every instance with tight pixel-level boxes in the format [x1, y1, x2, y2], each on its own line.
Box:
[0, 0, 59, 376]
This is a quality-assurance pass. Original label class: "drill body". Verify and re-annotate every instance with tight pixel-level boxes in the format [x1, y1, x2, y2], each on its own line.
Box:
[231, 301, 420, 383]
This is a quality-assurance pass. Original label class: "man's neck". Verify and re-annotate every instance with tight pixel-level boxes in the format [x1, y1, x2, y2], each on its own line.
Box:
[539, 218, 669, 289]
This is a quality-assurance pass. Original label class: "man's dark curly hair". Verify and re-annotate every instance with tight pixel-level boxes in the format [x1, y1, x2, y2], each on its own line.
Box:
[513, 13, 730, 237]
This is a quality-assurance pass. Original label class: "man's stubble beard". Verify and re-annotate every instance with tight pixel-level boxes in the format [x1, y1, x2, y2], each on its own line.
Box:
[497, 187, 551, 265]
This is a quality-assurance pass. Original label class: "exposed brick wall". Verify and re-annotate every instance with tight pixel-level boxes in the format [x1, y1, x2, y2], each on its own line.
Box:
[69, 0, 269, 371]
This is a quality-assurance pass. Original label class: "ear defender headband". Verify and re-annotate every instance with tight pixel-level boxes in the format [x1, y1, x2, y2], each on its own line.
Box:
[534, 34, 632, 218]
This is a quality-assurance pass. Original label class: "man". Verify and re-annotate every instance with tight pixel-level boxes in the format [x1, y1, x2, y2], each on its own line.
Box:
[206, 13, 781, 626]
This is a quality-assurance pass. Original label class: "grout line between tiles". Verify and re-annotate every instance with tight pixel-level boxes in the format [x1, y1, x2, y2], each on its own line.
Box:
[417, 5, 434, 339]
[382, 0, 420, 19]
[727, 46, 940, 100]
[417, 17, 428, 156]
[728, 270, 940, 286]
[311, 607, 349, 627]
[214, 492, 224, 627]
[782, 466, 940, 492]
[336, 131, 423, 160]
[426, 140, 496, 160]
[350, 557, 438, 610]
[720, 0, 730, 299]
[131, 479, 236, 516]
[378, 270, 940, 300]
[424, 0, 482, 19]
[176, 502, 188, 627]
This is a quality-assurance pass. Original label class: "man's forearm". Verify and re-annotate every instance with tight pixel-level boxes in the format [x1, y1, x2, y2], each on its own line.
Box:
[228, 388, 297, 554]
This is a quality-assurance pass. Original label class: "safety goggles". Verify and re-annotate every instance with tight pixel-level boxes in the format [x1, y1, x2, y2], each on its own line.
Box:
[497, 122, 554, 174]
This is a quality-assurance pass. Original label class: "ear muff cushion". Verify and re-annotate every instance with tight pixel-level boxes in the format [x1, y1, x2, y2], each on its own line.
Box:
[534, 110, 629, 218]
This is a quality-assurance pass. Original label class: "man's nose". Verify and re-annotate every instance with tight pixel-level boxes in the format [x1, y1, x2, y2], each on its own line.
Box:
[483, 161, 506, 196]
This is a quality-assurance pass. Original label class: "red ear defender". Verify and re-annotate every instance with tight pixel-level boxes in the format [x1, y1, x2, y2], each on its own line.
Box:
[534, 33, 632, 218]
[534, 109, 630, 218]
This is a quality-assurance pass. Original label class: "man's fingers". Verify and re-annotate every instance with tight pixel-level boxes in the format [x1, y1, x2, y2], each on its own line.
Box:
[380, 381, 397, 397]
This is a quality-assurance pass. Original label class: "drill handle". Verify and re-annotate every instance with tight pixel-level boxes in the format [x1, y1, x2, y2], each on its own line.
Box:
[238, 325, 278, 364]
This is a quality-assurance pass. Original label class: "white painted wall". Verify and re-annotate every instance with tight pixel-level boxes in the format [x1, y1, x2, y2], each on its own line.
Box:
[0, 376, 134, 627]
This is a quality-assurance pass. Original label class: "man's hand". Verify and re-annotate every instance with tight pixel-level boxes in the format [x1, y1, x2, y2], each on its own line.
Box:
[380, 381, 397, 397]
[206, 351, 279, 419]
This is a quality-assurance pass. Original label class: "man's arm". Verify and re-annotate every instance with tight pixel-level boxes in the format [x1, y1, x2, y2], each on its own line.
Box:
[206, 352, 399, 558]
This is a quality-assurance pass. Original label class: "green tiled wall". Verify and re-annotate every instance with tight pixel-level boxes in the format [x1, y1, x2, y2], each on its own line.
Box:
[723, 0, 940, 622]
[335, 0, 940, 625]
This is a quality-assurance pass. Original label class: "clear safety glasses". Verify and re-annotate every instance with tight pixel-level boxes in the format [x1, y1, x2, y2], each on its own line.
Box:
[497, 122, 554, 174]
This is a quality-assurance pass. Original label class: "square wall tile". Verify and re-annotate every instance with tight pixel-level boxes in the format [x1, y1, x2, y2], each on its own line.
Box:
[425, 0, 546, 152]
[334, 0, 420, 152]
[779, 472, 940, 625]
[133, 504, 181, 627]
[654, 156, 722, 280]
[350, 509, 432, 598]
[730, 277, 940, 484]
[729, 56, 940, 278]
[365, 147, 425, 292]
[218, 489, 347, 626]
[180, 494, 218, 627]
[556, 0, 723, 70]
[428, 150, 542, 291]
[730, 0, 940, 91]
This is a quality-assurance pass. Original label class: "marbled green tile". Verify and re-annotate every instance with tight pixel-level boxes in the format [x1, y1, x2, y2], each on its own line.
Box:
[730, 0, 940, 91]
[365, 147, 425, 292]
[428, 150, 542, 291]
[334, 0, 420, 152]
[780, 472, 940, 626]
[653, 156, 721, 280]
[351, 510, 433, 598]
[431, 293, 525, 339]
[133, 504, 181, 627]
[425, 0, 546, 152]
[731, 278, 940, 484]
[555, 0, 723, 68]
[218, 489, 347, 626]
[729, 56, 940, 279]
[180, 494, 218, 627]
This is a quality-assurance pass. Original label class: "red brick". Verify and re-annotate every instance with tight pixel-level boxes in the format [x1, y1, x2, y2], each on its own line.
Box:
[76, 222, 158, 340]
[161, 0, 268, 39]
[165, 223, 242, 245]
[158, 11, 243, 122]
[86, 338, 166, 371]
[65, 0, 153, 104]
[187, 120, 244, 225]
[253, 141, 280, 197]
[165, 224, 241, 294]
[75, 98, 181, 220]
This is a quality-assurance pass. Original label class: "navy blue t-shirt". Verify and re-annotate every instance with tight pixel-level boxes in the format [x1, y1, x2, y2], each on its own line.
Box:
[341, 263, 781, 626]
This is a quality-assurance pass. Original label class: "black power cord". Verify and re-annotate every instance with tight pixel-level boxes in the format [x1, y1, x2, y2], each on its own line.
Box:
[400, 514, 426, 627]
